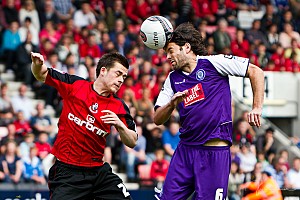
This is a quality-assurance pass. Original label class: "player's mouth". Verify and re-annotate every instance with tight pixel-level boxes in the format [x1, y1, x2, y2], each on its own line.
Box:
[114, 84, 120, 88]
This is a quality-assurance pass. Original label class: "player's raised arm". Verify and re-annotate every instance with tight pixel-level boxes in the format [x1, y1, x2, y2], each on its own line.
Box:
[245, 63, 265, 127]
[31, 52, 48, 82]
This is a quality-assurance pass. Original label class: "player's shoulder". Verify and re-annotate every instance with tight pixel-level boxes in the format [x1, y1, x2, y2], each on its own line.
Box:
[197, 54, 248, 63]
[48, 67, 86, 84]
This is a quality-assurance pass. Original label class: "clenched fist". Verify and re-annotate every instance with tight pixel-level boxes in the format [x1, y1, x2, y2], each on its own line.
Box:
[31, 52, 44, 67]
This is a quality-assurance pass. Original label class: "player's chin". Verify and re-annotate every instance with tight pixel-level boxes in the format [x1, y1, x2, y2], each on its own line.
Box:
[111, 86, 119, 93]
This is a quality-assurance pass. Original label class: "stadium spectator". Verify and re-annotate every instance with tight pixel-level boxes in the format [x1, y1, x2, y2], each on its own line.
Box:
[174, 0, 194, 25]
[22, 146, 46, 184]
[256, 127, 277, 161]
[19, 0, 40, 32]
[192, 0, 218, 25]
[152, 48, 167, 68]
[264, 60, 277, 71]
[136, 88, 154, 126]
[125, 0, 160, 25]
[0, 0, 19, 29]
[144, 124, 164, 164]
[257, 151, 269, 171]
[106, 0, 129, 32]
[16, 31, 39, 85]
[121, 125, 146, 182]
[35, 132, 51, 160]
[79, 32, 102, 60]
[11, 84, 34, 120]
[55, 34, 79, 65]
[228, 161, 244, 200]
[1, 20, 21, 73]
[264, 156, 289, 188]
[52, 0, 75, 22]
[76, 55, 95, 80]
[270, 44, 286, 71]
[287, 157, 300, 189]
[44, 51, 62, 70]
[30, 102, 53, 137]
[237, 143, 257, 174]
[260, 4, 280, 34]
[246, 20, 269, 48]
[38, 0, 60, 29]
[278, 149, 290, 170]
[284, 38, 300, 64]
[256, 43, 270, 69]
[279, 22, 300, 49]
[150, 148, 169, 189]
[278, 10, 297, 33]
[220, 0, 238, 26]
[231, 29, 250, 58]
[73, 2, 97, 29]
[109, 17, 129, 44]
[61, 53, 78, 74]
[161, 121, 180, 161]
[39, 20, 62, 51]
[240, 170, 283, 200]
[233, 120, 254, 144]
[285, 52, 300, 72]
[114, 32, 131, 56]
[0, 83, 13, 114]
[1, 140, 23, 184]
[19, 133, 35, 158]
[0, 123, 22, 154]
[59, 18, 80, 41]
[122, 88, 138, 109]
[18, 16, 39, 46]
[14, 111, 32, 137]
[266, 24, 279, 52]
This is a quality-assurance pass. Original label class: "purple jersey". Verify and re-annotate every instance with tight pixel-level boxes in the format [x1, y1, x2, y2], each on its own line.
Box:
[155, 55, 249, 145]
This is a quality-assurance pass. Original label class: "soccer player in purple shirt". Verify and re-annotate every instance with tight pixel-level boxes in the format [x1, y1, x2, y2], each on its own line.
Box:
[154, 23, 264, 199]
[31, 52, 137, 199]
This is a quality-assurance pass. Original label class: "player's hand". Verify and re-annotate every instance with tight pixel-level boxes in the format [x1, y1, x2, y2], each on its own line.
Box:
[100, 110, 124, 128]
[31, 52, 44, 67]
[247, 108, 262, 127]
[170, 90, 188, 107]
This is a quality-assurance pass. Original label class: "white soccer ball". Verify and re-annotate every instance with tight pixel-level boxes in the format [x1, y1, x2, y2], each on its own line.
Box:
[139, 16, 173, 50]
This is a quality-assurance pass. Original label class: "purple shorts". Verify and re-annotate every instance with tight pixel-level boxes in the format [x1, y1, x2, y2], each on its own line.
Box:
[159, 143, 231, 200]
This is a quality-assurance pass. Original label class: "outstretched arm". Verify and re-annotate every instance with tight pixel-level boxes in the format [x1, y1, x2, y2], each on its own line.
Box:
[31, 52, 48, 82]
[246, 63, 265, 127]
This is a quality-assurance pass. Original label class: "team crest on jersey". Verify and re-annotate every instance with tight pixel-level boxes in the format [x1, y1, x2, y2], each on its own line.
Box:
[196, 69, 205, 81]
[89, 103, 98, 113]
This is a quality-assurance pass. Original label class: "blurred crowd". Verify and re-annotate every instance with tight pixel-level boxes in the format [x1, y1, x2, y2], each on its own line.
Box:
[0, 0, 300, 198]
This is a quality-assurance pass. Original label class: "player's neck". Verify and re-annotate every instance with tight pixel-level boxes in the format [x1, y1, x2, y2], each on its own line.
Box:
[182, 57, 197, 73]
[93, 82, 110, 97]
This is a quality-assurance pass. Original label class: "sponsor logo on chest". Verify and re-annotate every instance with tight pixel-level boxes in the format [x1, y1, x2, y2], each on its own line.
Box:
[183, 83, 205, 107]
[68, 113, 108, 137]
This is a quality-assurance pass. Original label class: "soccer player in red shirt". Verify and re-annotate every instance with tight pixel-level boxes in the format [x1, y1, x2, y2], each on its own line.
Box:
[31, 52, 137, 200]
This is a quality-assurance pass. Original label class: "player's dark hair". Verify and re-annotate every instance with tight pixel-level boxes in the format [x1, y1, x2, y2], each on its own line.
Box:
[166, 22, 207, 56]
[96, 52, 129, 77]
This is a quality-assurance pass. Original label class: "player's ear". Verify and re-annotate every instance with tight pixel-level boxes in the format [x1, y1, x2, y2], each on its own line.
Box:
[185, 43, 191, 53]
[100, 67, 107, 76]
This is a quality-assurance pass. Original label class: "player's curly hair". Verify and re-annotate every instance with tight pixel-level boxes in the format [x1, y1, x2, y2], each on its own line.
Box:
[166, 22, 207, 56]
[96, 52, 129, 77]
